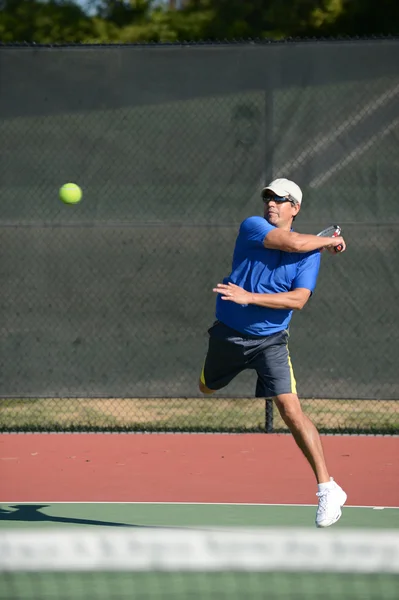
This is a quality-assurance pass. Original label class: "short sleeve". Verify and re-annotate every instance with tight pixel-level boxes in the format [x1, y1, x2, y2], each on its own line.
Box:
[239, 216, 275, 247]
[292, 251, 321, 293]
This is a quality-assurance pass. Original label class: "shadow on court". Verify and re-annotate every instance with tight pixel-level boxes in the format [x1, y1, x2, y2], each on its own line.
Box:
[0, 504, 136, 528]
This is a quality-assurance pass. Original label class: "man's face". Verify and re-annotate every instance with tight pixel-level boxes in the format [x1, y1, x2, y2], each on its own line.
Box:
[262, 192, 300, 228]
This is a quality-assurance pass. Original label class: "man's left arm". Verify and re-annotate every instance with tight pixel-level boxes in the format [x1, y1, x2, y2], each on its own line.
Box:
[213, 251, 321, 310]
[213, 284, 311, 310]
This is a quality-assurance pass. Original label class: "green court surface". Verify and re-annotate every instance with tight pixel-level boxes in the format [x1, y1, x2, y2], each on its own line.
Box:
[2, 572, 397, 600]
[1, 503, 398, 530]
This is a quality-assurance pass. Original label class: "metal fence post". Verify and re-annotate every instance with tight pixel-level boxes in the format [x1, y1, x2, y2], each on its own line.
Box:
[265, 399, 274, 432]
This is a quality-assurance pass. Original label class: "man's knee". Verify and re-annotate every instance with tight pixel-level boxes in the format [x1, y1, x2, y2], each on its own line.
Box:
[199, 379, 215, 395]
[273, 393, 303, 425]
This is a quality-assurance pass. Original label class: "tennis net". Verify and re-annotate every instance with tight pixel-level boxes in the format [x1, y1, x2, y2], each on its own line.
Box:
[1, 527, 398, 599]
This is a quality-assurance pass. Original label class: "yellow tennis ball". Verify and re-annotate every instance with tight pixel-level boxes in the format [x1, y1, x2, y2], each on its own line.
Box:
[59, 183, 82, 205]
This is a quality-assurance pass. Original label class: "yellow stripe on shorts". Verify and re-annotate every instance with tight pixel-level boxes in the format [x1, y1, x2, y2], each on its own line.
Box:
[200, 366, 206, 385]
[287, 353, 297, 394]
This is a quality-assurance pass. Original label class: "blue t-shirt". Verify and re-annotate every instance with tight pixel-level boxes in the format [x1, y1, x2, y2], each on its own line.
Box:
[216, 216, 321, 336]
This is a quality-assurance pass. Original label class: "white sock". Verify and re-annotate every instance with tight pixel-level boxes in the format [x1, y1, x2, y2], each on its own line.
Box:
[318, 478, 333, 493]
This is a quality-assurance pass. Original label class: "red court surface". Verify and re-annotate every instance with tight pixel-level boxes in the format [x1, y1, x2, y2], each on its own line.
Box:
[1, 434, 398, 506]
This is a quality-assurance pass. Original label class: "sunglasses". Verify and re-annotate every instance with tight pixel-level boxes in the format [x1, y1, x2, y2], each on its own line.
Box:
[262, 193, 295, 205]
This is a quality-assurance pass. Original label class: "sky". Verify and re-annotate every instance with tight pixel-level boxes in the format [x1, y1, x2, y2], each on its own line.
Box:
[74, 0, 94, 15]
[74, 0, 167, 14]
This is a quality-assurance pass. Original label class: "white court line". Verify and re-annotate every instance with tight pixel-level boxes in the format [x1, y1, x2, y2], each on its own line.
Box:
[1, 501, 398, 509]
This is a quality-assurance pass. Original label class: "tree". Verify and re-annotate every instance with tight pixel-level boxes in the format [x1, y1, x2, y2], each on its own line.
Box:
[1, 0, 398, 44]
[181, 0, 346, 39]
[328, 0, 399, 36]
[178, 0, 399, 39]
[93, 0, 153, 27]
[0, 0, 94, 42]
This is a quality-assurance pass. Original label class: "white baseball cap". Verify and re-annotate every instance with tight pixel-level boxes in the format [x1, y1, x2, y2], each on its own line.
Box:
[261, 178, 303, 205]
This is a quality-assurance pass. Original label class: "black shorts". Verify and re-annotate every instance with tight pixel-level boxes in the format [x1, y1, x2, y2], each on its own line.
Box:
[200, 321, 297, 398]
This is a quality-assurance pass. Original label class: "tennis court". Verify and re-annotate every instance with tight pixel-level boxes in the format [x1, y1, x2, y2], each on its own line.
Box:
[1, 432, 398, 526]
[1, 433, 399, 598]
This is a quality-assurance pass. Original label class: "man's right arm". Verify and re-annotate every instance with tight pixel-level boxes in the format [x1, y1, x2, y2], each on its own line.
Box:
[264, 228, 346, 253]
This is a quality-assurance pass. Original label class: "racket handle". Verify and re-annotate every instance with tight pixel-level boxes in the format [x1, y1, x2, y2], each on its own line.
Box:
[332, 230, 343, 253]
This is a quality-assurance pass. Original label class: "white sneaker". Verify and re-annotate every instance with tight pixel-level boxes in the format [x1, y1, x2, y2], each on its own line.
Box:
[315, 478, 347, 528]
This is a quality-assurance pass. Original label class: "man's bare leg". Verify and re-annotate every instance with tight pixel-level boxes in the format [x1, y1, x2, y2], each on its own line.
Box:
[273, 393, 329, 483]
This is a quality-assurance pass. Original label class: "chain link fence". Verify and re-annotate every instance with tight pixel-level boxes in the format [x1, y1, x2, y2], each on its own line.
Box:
[0, 40, 398, 434]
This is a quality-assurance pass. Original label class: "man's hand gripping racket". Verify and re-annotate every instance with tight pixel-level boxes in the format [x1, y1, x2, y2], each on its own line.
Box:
[317, 225, 344, 253]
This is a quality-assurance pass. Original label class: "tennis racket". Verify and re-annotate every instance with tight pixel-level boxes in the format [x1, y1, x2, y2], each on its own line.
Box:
[317, 225, 343, 253]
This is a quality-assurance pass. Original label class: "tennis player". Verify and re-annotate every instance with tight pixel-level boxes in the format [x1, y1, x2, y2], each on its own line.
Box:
[199, 178, 347, 527]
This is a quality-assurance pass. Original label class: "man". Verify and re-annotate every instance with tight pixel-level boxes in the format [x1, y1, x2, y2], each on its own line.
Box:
[199, 178, 347, 528]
